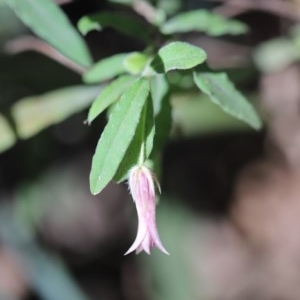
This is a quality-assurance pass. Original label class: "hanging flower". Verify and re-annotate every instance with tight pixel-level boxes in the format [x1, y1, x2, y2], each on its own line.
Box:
[125, 165, 169, 255]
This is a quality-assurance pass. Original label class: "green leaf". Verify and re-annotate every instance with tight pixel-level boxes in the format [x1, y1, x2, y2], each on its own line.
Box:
[5, 0, 92, 68]
[113, 97, 154, 182]
[151, 42, 207, 73]
[87, 75, 134, 124]
[83, 53, 128, 84]
[0, 113, 16, 153]
[12, 85, 101, 139]
[161, 9, 248, 36]
[89, 77, 150, 195]
[150, 75, 172, 151]
[254, 38, 299, 73]
[172, 93, 253, 137]
[77, 12, 152, 43]
[123, 52, 150, 75]
[193, 72, 262, 129]
[150, 74, 169, 115]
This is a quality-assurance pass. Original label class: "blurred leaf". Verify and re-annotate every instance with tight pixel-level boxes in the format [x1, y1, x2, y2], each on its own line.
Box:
[123, 52, 150, 75]
[12, 85, 101, 139]
[172, 93, 253, 136]
[89, 78, 150, 195]
[151, 74, 169, 115]
[5, 0, 92, 68]
[83, 53, 128, 84]
[193, 72, 262, 130]
[77, 12, 152, 43]
[23, 249, 89, 300]
[289, 24, 300, 48]
[150, 75, 171, 151]
[151, 42, 207, 73]
[0, 113, 16, 153]
[254, 37, 299, 73]
[0, 3, 25, 44]
[113, 97, 154, 182]
[0, 209, 89, 300]
[161, 9, 248, 36]
[87, 75, 134, 124]
[156, 0, 182, 16]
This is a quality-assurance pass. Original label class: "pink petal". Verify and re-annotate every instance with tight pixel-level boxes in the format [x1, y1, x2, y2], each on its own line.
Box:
[124, 218, 147, 255]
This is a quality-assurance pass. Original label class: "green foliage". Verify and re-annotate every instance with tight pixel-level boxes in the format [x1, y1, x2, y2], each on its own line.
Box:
[151, 42, 207, 73]
[0, 113, 16, 152]
[123, 52, 151, 75]
[89, 78, 151, 195]
[77, 12, 152, 43]
[87, 75, 134, 124]
[160, 9, 248, 36]
[150, 75, 172, 151]
[172, 93, 254, 136]
[193, 72, 262, 129]
[254, 24, 300, 73]
[12, 85, 101, 139]
[2, 1, 262, 197]
[113, 98, 154, 182]
[5, 0, 92, 68]
[83, 53, 128, 84]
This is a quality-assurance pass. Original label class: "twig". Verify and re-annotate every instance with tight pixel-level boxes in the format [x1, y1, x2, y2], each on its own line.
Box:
[210, 0, 300, 21]
[4, 36, 86, 74]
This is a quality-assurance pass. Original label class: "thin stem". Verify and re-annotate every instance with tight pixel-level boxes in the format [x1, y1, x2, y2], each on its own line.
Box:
[4, 36, 87, 74]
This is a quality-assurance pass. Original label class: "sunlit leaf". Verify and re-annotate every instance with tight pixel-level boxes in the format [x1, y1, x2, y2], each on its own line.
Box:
[5, 0, 92, 68]
[161, 9, 248, 36]
[83, 53, 128, 84]
[77, 12, 152, 43]
[89, 78, 150, 195]
[151, 42, 206, 73]
[87, 75, 134, 124]
[12, 85, 101, 139]
[193, 72, 262, 129]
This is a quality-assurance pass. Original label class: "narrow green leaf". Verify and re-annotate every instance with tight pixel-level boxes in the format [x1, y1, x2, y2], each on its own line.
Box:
[113, 97, 154, 182]
[83, 53, 128, 84]
[77, 12, 152, 43]
[87, 75, 134, 124]
[151, 42, 207, 73]
[123, 52, 150, 75]
[12, 85, 101, 139]
[5, 0, 92, 68]
[161, 9, 248, 36]
[89, 78, 150, 195]
[193, 72, 262, 129]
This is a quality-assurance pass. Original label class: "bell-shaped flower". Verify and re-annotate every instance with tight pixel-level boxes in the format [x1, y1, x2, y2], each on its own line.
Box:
[125, 165, 169, 255]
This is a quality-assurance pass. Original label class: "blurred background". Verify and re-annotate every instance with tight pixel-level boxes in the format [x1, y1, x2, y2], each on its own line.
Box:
[2, 0, 300, 299]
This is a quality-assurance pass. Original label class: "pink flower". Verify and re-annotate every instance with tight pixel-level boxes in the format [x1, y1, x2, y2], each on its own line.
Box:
[125, 165, 169, 255]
